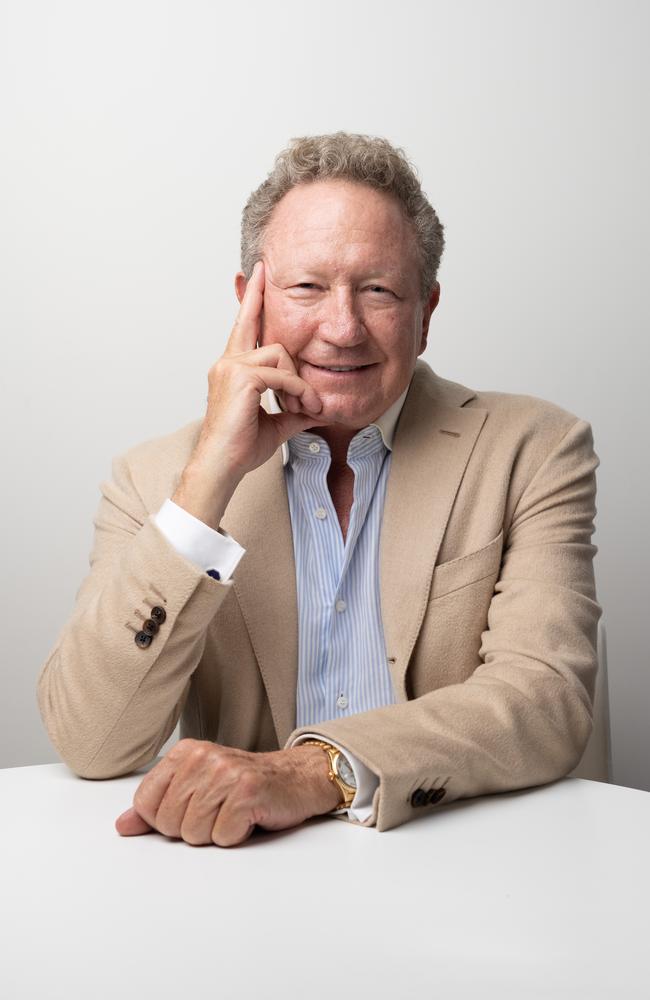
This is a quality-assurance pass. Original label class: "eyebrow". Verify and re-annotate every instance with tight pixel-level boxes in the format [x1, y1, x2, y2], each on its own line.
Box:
[272, 268, 406, 284]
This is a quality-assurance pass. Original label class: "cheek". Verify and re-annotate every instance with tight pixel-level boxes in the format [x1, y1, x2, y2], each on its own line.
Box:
[261, 297, 315, 354]
[375, 317, 419, 363]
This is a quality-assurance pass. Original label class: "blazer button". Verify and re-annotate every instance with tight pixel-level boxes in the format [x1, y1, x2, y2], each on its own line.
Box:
[142, 618, 159, 636]
[134, 630, 153, 649]
[411, 789, 428, 808]
[427, 787, 447, 805]
[150, 606, 167, 625]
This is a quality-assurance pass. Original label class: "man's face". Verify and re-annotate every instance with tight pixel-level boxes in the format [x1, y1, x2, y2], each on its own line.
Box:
[237, 179, 440, 428]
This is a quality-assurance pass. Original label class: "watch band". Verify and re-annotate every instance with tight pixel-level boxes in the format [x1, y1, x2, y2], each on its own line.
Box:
[302, 739, 356, 811]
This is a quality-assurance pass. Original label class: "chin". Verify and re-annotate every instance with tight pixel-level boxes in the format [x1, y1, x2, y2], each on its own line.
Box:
[316, 403, 372, 429]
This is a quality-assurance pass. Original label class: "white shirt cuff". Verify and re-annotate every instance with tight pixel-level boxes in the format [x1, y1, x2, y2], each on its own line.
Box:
[153, 498, 246, 581]
[291, 733, 379, 824]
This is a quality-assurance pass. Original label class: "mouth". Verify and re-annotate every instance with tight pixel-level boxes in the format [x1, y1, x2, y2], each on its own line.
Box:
[303, 362, 378, 377]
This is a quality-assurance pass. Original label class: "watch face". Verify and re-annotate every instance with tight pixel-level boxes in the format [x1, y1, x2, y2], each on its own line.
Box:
[336, 754, 356, 789]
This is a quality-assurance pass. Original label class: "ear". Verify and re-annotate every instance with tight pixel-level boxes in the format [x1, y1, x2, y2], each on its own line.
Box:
[418, 281, 441, 355]
[235, 271, 248, 305]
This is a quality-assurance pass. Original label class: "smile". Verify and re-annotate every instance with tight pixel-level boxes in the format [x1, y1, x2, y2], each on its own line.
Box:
[305, 362, 376, 374]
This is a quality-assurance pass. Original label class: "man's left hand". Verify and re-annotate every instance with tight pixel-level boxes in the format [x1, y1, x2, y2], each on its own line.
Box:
[115, 739, 342, 847]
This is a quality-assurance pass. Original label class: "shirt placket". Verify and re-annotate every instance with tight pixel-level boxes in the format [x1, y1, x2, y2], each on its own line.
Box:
[291, 439, 343, 719]
[327, 429, 386, 717]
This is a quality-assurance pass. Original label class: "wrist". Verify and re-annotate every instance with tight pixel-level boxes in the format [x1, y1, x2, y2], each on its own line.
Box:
[294, 745, 344, 815]
[172, 464, 239, 531]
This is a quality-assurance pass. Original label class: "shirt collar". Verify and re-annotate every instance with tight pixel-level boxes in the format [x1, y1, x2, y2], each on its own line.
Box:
[264, 377, 412, 467]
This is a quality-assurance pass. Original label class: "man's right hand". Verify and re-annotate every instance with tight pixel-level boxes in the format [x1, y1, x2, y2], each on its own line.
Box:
[171, 260, 328, 530]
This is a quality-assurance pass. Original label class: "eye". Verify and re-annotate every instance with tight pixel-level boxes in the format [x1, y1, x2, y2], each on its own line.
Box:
[366, 285, 394, 295]
[295, 282, 320, 290]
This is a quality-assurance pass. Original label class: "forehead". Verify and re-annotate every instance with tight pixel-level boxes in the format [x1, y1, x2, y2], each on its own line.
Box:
[263, 180, 418, 276]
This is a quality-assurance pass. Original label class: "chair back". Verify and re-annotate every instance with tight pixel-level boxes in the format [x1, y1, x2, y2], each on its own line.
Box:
[569, 618, 612, 781]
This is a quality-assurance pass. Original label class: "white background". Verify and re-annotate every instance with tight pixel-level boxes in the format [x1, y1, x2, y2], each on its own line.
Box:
[1, 0, 648, 791]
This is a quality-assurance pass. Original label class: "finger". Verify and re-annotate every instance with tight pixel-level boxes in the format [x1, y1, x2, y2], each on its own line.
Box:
[237, 342, 297, 375]
[115, 806, 154, 837]
[237, 343, 302, 414]
[131, 758, 176, 829]
[211, 794, 256, 848]
[248, 366, 323, 414]
[180, 787, 225, 846]
[225, 260, 265, 357]
[153, 770, 200, 839]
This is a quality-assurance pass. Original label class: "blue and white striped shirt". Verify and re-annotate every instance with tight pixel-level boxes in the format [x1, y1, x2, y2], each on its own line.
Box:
[284, 417, 398, 729]
[154, 382, 411, 822]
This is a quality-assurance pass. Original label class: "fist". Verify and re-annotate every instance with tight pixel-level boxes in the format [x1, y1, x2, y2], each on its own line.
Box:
[115, 739, 341, 847]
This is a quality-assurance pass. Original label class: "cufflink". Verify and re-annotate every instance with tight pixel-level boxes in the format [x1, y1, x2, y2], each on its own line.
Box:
[207, 569, 221, 581]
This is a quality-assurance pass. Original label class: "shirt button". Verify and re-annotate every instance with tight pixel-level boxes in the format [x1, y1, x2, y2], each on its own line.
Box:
[335, 599, 347, 613]
[314, 507, 327, 520]
[336, 694, 348, 709]
[309, 442, 321, 453]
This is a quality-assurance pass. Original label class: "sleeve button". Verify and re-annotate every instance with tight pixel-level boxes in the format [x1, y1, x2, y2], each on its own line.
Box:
[150, 606, 167, 624]
[134, 631, 153, 649]
[142, 618, 159, 636]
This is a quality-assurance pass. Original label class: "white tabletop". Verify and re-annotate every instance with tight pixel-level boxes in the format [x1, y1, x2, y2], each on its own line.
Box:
[1, 762, 649, 999]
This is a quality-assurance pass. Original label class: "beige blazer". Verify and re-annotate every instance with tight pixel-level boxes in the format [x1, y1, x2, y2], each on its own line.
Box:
[37, 360, 602, 832]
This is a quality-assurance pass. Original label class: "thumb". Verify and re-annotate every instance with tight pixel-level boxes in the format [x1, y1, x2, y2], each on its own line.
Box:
[115, 806, 154, 837]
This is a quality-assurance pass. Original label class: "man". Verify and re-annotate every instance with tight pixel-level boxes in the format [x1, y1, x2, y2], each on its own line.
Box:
[37, 132, 602, 847]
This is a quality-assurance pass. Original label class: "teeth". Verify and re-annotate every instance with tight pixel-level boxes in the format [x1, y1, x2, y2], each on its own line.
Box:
[317, 365, 364, 371]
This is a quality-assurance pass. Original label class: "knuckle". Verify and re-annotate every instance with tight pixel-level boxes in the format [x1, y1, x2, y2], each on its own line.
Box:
[169, 738, 194, 759]
[277, 344, 295, 367]
[180, 827, 210, 847]
[155, 818, 175, 838]
[212, 821, 252, 849]
[212, 827, 237, 849]
[189, 744, 210, 766]
[133, 786, 149, 813]
[211, 831, 226, 847]
[236, 768, 263, 799]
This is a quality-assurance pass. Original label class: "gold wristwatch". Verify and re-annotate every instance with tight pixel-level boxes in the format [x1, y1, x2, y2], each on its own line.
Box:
[302, 739, 357, 810]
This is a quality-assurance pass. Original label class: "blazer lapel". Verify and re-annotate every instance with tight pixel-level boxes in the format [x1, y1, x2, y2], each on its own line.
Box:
[220, 446, 299, 748]
[220, 361, 487, 743]
[379, 362, 488, 701]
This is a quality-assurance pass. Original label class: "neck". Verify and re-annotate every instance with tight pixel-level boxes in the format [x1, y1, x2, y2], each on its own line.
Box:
[305, 423, 356, 466]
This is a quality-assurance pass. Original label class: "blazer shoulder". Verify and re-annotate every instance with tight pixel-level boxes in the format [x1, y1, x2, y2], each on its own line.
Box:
[460, 388, 598, 502]
[414, 362, 587, 427]
[417, 362, 589, 441]
[466, 385, 590, 440]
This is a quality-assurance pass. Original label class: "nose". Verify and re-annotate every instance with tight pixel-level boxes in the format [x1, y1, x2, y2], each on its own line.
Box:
[319, 287, 367, 347]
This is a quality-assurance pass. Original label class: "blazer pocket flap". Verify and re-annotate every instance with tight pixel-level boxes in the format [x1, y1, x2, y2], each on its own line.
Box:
[431, 529, 504, 600]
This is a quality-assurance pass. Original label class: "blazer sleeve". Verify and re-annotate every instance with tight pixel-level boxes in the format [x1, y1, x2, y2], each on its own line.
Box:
[36, 451, 236, 779]
[286, 417, 603, 832]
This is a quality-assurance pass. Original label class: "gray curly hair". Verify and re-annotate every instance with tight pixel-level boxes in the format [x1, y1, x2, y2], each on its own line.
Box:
[240, 132, 445, 301]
